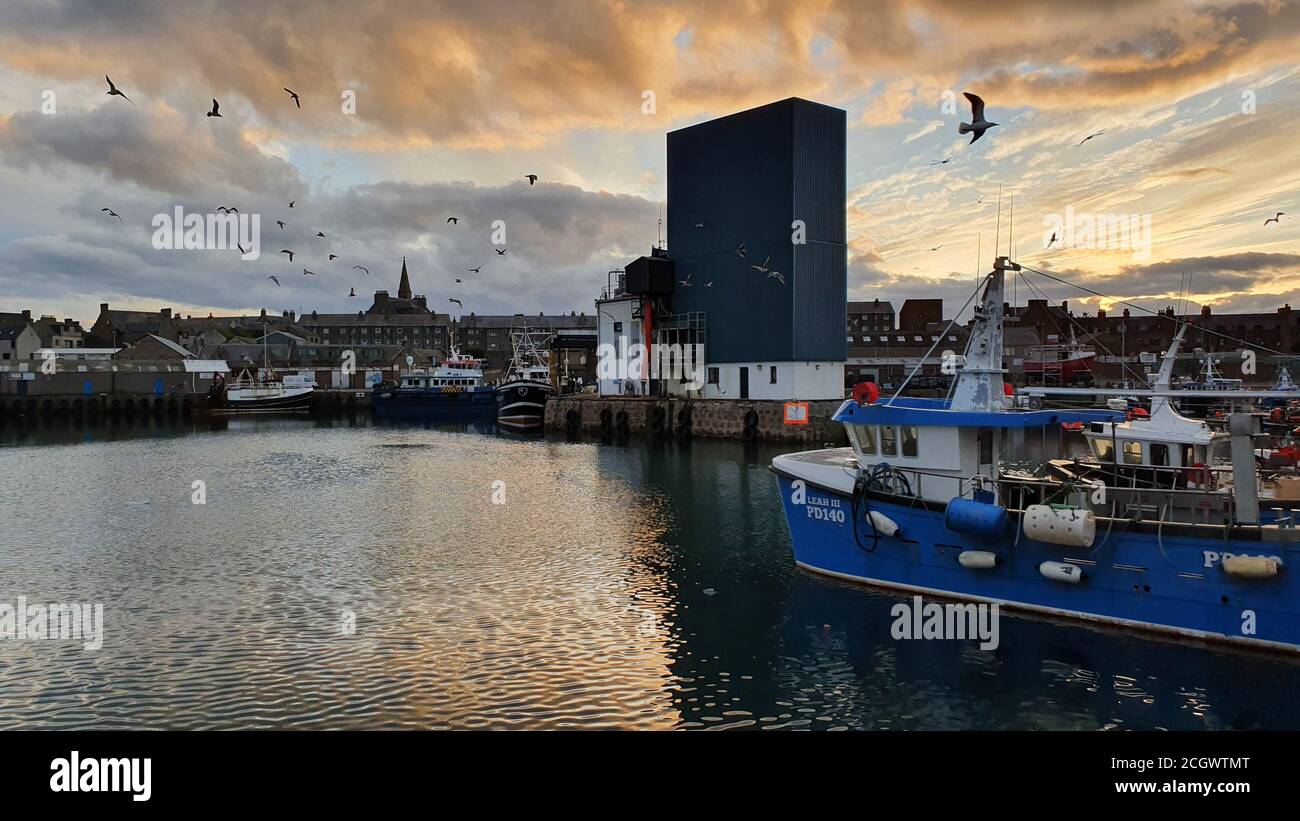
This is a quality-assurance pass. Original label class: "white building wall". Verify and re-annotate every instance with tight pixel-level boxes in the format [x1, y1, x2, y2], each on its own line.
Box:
[596, 297, 644, 397]
[682, 361, 844, 401]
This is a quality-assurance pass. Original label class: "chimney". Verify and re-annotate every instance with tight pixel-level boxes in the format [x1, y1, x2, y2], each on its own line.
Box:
[1201, 305, 1212, 318]
[100, 302, 109, 314]
[21, 309, 31, 321]
[260, 308, 267, 318]
[160, 308, 172, 319]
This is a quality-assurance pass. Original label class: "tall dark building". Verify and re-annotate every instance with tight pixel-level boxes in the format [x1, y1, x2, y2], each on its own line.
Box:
[666, 97, 846, 399]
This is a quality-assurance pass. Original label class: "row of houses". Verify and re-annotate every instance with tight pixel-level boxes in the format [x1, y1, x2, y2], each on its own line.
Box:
[2, 259, 600, 384]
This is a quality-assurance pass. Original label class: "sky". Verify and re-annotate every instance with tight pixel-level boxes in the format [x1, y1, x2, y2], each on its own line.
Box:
[1, 0, 1298, 325]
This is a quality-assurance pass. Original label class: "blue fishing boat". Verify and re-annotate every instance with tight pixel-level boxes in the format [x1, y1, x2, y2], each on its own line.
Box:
[372, 349, 497, 415]
[773, 256, 1300, 653]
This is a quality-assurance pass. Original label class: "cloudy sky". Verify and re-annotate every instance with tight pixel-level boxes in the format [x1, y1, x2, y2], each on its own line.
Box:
[1, 0, 1298, 325]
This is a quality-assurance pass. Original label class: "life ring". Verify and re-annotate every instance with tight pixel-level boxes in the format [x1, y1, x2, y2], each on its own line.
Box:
[851, 382, 879, 405]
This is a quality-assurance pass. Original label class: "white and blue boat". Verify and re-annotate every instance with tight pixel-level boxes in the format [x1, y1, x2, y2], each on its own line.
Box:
[372, 349, 497, 415]
[773, 256, 1300, 653]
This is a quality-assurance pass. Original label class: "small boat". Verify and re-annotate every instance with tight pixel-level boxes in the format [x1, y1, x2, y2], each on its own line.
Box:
[496, 327, 555, 433]
[209, 371, 314, 413]
[372, 348, 497, 414]
[1024, 328, 1095, 384]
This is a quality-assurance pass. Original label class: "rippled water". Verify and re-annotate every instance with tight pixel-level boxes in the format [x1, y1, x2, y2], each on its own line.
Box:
[2, 415, 1299, 730]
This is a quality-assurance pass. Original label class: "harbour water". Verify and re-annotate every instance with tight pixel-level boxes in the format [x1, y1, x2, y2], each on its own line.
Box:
[1, 416, 1298, 730]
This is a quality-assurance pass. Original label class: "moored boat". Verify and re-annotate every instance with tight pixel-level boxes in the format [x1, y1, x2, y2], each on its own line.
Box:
[496, 327, 555, 433]
[209, 372, 314, 413]
[772, 256, 1300, 653]
[372, 349, 497, 415]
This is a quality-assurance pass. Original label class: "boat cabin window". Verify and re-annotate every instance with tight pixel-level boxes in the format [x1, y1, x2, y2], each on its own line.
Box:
[1123, 440, 1143, 465]
[849, 424, 876, 455]
[1181, 444, 1195, 467]
[881, 426, 898, 457]
[1150, 443, 1169, 467]
[978, 428, 993, 466]
[1095, 439, 1114, 461]
[901, 426, 919, 458]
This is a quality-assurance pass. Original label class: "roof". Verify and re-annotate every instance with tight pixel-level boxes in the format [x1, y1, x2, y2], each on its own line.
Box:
[833, 396, 1123, 428]
[183, 359, 231, 373]
[848, 301, 895, 315]
[146, 334, 197, 358]
[302, 312, 449, 327]
[458, 314, 596, 330]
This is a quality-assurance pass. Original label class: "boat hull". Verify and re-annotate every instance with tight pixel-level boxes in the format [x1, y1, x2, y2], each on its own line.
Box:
[372, 386, 497, 415]
[496, 380, 554, 432]
[211, 388, 314, 414]
[772, 467, 1300, 653]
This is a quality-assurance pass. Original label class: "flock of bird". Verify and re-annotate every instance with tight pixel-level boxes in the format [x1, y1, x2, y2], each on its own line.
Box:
[98, 74, 540, 315]
[92, 78, 1291, 299]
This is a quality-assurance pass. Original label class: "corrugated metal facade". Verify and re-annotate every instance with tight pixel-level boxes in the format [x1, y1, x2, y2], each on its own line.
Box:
[667, 97, 846, 364]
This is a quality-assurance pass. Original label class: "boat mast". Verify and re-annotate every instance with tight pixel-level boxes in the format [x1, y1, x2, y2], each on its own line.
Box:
[950, 256, 1018, 412]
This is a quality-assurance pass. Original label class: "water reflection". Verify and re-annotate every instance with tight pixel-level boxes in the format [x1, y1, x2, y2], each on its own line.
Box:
[0, 418, 1298, 729]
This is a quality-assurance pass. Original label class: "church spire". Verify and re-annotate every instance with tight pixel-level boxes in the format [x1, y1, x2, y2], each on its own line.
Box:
[397, 256, 412, 300]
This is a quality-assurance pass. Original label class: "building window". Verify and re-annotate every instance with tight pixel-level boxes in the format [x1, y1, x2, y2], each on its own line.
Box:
[707, 367, 719, 385]
[769, 366, 777, 384]
[613, 322, 623, 333]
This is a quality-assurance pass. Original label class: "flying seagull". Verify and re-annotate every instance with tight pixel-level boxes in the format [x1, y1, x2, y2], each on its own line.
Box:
[100, 208, 123, 223]
[267, 275, 280, 287]
[348, 287, 357, 298]
[751, 256, 773, 274]
[236, 243, 249, 255]
[767, 270, 786, 285]
[496, 248, 507, 255]
[705, 281, 714, 287]
[316, 231, 326, 237]
[455, 278, 463, 284]
[736, 241, 747, 259]
[1046, 232, 1059, 248]
[283, 88, 301, 108]
[929, 157, 953, 166]
[1264, 212, 1285, 226]
[446, 217, 459, 224]
[677, 273, 692, 288]
[525, 174, 538, 185]
[352, 265, 369, 275]
[216, 206, 238, 214]
[302, 268, 317, 276]
[288, 200, 295, 208]
[280, 249, 295, 261]
[928, 244, 943, 251]
[276, 220, 286, 230]
[693, 222, 705, 229]
[105, 75, 134, 106]
[329, 254, 338, 261]
[448, 298, 463, 309]
[973, 195, 985, 205]
[958, 92, 997, 144]
[1074, 129, 1105, 148]
[206, 98, 222, 118]
[468, 265, 482, 274]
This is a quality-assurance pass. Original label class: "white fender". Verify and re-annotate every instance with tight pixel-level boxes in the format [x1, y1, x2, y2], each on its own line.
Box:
[958, 550, 998, 570]
[869, 510, 900, 537]
[1039, 561, 1083, 584]
[1223, 555, 1280, 579]
[1023, 504, 1096, 548]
